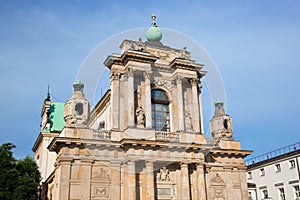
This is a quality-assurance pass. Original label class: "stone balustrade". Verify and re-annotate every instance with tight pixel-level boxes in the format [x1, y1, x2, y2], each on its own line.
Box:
[93, 130, 111, 140]
[155, 131, 179, 142]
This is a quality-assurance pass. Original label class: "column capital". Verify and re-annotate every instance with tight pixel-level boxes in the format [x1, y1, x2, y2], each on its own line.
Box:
[180, 162, 189, 167]
[127, 68, 135, 77]
[110, 72, 120, 80]
[121, 73, 128, 81]
[196, 162, 205, 168]
[110, 161, 122, 167]
[190, 78, 199, 86]
[127, 160, 136, 165]
[175, 75, 182, 84]
[145, 160, 154, 166]
[143, 71, 151, 80]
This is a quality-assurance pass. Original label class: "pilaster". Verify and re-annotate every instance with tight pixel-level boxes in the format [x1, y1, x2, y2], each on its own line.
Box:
[127, 161, 136, 200]
[57, 158, 72, 200]
[146, 161, 155, 200]
[127, 69, 135, 127]
[198, 82, 204, 134]
[111, 72, 120, 130]
[196, 163, 206, 200]
[111, 161, 121, 199]
[181, 163, 190, 200]
[81, 159, 92, 199]
[144, 71, 152, 128]
[176, 76, 185, 131]
[191, 79, 200, 132]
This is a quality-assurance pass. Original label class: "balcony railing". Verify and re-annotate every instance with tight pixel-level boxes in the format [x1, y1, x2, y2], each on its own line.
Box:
[155, 131, 179, 142]
[93, 130, 111, 140]
[245, 142, 300, 166]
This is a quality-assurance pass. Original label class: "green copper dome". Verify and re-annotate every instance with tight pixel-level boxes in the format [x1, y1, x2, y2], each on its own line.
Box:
[146, 14, 162, 42]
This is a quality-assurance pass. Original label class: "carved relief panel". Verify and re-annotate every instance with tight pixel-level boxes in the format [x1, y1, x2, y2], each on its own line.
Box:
[155, 167, 177, 200]
[91, 167, 111, 200]
[210, 173, 226, 200]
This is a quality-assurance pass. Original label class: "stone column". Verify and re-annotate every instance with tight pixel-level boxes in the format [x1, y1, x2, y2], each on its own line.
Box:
[111, 72, 120, 129]
[146, 161, 155, 200]
[190, 79, 200, 132]
[81, 160, 92, 199]
[127, 69, 135, 127]
[127, 161, 136, 200]
[111, 162, 121, 199]
[181, 163, 191, 200]
[198, 82, 204, 134]
[196, 164, 206, 200]
[144, 71, 152, 128]
[57, 158, 72, 200]
[121, 164, 128, 200]
[176, 76, 185, 131]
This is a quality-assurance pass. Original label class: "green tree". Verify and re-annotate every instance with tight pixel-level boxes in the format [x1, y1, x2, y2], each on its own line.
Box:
[0, 143, 41, 200]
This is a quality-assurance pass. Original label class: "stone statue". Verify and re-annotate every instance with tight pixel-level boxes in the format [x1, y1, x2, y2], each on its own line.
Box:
[158, 167, 170, 182]
[184, 110, 192, 131]
[180, 47, 191, 59]
[136, 106, 145, 128]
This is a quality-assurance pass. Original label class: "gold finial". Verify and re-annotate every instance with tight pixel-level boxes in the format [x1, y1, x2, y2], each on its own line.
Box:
[151, 13, 156, 24]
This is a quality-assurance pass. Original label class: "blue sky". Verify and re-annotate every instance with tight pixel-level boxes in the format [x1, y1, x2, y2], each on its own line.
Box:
[0, 0, 299, 159]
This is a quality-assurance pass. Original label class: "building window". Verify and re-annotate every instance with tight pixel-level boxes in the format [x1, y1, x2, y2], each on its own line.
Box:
[294, 185, 300, 199]
[275, 164, 281, 172]
[260, 168, 265, 176]
[262, 190, 268, 199]
[279, 188, 286, 200]
[75, 103, 83, 115]
[98, 121, 105, 130]
[290, 160, 296, 168]
[248, 172, 252, 179]
[248, 192, 253, 200]
[151, 89, 170, 131]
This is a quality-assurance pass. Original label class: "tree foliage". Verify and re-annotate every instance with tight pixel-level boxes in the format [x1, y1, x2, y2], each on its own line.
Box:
[0, 143, 41, 200]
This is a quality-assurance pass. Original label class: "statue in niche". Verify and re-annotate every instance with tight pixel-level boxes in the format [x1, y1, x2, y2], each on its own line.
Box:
[157, 167, 170, 182]
[184, 110, 192, 131]
[136, 106, 145, 128]
[184, 91, 193, 131]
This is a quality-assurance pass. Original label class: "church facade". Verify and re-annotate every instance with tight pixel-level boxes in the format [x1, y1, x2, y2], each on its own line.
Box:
[33, 15, 252, 200]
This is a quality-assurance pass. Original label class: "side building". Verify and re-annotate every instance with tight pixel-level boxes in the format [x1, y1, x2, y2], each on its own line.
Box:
[33, 15, 252, 200]
[246, 142, 300, 200]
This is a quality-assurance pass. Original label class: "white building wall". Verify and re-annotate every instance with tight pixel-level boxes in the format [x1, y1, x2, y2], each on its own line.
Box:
[247, 153, 300, 200]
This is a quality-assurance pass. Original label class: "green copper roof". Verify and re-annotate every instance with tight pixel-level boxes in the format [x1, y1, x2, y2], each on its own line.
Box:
[146, 14, 162, 42]
[49, 102, 65, 132]
[146, 25, 162, 41]
[215, 99, 223, 104]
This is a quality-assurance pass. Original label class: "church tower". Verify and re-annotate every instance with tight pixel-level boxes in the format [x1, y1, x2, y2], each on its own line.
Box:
[210, 100, 233, 140]
[64, 80, 90, 127]
[34, 15, 252, 200]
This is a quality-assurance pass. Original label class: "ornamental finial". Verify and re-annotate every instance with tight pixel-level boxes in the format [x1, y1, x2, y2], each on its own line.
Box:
[151, 13, 156, 24]
[73, 80, 84, 92]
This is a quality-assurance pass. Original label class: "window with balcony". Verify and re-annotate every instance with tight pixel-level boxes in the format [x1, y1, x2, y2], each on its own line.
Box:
[294, 185, 300, 199]
[290, 160, 296, 168]
[151, 89, 170, 131]
[279, 188, 286, 200]
[262, 190, 268, 199]
[248, 172, 252, 179]
[248, 192, 253, 200]
[275, 164, 281, 172]
[260, 168, 265, 176]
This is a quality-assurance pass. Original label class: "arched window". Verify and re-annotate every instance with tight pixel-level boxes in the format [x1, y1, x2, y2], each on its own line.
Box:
[151, 89, 170, 131]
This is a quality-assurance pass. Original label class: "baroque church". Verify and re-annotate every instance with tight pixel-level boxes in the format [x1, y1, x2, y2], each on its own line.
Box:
[33, 15, 252, 200]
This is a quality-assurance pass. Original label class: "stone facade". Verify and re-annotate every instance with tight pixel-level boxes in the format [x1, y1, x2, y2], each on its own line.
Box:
[33, 27, 252, 200]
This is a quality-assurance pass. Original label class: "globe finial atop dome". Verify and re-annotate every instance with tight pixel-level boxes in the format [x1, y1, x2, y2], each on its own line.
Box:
[146, 13, 162, 42]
